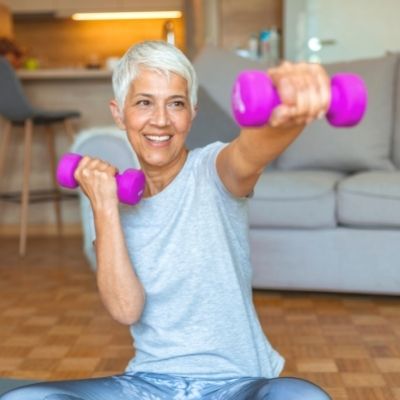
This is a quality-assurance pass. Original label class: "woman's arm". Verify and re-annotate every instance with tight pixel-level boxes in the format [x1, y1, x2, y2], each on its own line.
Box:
[217, 62, 331, 197]
[75, 157, 145, 325]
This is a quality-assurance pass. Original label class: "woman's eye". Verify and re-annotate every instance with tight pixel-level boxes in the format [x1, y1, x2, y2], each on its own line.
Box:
[171, 101, 185, 108]
[137, 99, 151, 106]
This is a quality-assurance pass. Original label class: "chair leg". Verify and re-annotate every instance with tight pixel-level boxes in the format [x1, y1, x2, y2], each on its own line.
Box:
[19, 119, 33, 256]
[0, 120, 12, 184]
[63, 119, 76, 144]
[45, 125, 62, 235]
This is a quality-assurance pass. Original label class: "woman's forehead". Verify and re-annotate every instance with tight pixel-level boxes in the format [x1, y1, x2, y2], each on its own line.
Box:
[130, 68, 188, 94]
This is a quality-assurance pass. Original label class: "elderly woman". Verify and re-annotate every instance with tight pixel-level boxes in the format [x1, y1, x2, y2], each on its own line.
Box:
[1, 41, 331, 400]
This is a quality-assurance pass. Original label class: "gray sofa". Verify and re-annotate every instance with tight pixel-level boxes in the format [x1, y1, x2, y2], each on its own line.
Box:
[74, 46, 400, 295]
[194, 46, 400, 295]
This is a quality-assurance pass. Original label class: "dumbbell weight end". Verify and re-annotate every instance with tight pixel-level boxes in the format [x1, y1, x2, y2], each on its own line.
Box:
[116, 169, 146, 205]
[56, 153, 82, 189]
[327, 73, 368, 127]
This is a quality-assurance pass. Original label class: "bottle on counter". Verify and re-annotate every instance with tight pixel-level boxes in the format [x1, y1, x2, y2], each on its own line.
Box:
[163, 20, 175, 45]
[259, 27, 280, 67]
[248, 33, 259, 60]
[269, 26, 280, 66]
[259, 30, 271, 63]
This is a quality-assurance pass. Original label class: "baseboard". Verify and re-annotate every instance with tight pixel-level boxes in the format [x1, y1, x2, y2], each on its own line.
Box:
[0, 223, 82, 237]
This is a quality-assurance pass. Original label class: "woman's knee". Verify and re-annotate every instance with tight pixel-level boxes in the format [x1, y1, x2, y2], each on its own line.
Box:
[0, 385, 84, 400]
[0, 385, 40, 400]
[256, 377, 331, 400]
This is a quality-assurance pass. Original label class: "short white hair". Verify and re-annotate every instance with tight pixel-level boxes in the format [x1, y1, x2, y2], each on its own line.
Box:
[112, 40, 198, 113]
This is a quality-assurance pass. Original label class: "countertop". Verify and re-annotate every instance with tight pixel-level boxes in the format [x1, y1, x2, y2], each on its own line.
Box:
[17, 68, 113, 80]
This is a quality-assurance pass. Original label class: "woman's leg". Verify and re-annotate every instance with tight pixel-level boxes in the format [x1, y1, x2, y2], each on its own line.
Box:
[245, 377, 331, 400]
[213, 376, 331, 400]
[0, 373, 168, 400]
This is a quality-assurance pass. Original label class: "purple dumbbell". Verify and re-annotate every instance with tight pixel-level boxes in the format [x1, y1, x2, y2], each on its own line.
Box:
[232, 70, 368, 127]
[56, 153, 145, 206]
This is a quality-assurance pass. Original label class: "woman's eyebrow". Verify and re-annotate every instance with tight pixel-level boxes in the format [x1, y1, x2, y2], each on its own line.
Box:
[133, 93, 153, 98]
[168, 94, 188, 100]
[131, 93, 187, 100]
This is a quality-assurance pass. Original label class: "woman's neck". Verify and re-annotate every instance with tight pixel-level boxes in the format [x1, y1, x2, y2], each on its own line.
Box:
[141, 148, 188, 197]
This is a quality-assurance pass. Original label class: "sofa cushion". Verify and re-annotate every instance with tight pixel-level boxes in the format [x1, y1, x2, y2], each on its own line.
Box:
[337, 171, 400, 227]
[392, 54, 400, 168]
[249, 170, 344, 228]
[276, 55, 397, 173]
[186, 86, 239, 150]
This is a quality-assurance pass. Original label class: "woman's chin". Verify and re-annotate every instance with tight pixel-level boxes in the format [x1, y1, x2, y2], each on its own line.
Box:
[141, 154, 171, 169]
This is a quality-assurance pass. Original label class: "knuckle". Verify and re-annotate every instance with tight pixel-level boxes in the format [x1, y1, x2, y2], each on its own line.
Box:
[82, 168, 91, 178]
[81, 155, 92, 164]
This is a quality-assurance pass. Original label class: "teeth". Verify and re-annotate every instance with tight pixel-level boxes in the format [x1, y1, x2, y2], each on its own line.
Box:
[145, 135, 171, 142]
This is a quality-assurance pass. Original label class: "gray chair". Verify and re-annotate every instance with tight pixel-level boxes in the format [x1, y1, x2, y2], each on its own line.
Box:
[0, 56, 81, 255]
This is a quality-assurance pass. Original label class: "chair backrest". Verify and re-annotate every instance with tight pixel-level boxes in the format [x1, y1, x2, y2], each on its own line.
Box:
[0, 56, 35, 122]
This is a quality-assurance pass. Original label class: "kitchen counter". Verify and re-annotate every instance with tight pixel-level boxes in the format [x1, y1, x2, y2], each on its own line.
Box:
[19, 68, 115, 128]
[17, 68, 113, 80]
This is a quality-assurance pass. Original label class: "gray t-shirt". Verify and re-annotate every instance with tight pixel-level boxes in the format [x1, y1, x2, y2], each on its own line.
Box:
[100, 141, 284, 379]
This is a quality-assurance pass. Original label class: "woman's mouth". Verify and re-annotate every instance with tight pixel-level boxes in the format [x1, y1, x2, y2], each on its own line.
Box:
[144, 134, 172, 144]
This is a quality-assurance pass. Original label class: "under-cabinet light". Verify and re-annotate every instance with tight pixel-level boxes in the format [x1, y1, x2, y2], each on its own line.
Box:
[71, 11, 182, 20]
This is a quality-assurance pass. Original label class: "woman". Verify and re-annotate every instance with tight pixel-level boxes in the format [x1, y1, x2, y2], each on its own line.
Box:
[1, 41, 331, 400]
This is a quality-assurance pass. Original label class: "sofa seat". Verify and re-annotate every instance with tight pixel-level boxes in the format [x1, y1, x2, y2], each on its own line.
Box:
[338, 171, 400, 227]
[249, 170, 345, 229]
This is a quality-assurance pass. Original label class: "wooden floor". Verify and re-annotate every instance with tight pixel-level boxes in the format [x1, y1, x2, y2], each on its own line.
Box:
[0, 237, 399, 399]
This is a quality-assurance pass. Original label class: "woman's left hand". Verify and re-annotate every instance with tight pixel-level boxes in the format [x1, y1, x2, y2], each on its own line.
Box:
[267, 61, 331, 129]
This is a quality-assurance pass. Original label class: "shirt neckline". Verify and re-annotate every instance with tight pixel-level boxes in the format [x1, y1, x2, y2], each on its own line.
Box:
[141, 149, 194, 205]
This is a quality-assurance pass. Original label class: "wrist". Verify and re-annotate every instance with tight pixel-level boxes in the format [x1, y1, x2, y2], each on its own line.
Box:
[93, 202, 120, 221]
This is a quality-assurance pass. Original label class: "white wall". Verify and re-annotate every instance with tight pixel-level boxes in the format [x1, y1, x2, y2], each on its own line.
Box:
[284, 0, 400, 63]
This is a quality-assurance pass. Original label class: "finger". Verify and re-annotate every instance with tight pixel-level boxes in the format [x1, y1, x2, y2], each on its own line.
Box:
[269, 104, 296, 127]
[303, 73, 322, 123]
[314, 65, 331, 118]
[74, 155, 92, 181]
[293, 72, 311, 118]
[96, 161, 112, 172]
[269, 62, 296, 104]
[104, 165, 119, 177]
[276, 73, 310, 125]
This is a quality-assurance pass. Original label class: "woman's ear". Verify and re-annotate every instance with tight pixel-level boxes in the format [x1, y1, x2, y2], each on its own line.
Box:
[109, 99, 126, 130]
[191, 105, 198, 120]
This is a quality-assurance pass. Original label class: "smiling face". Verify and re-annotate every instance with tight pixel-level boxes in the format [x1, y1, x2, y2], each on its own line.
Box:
[110, 68, 195, 175]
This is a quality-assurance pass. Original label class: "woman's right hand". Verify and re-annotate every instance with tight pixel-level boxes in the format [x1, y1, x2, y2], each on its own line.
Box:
[73, 156, 119, 210]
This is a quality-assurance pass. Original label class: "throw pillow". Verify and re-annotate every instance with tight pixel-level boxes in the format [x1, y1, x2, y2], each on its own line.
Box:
[276, 55, 397, 172]
[193, 44, 269, 118]
[186, 86, 239, 150]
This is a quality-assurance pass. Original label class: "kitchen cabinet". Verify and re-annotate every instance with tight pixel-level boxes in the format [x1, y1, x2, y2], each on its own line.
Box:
[3, 0, 183, 14]
[220, 0, 282, 51]
[1, 0, 56, 13]
[0, 4, 13, 37]
[55, 0, 120, 15]
[119, 0, 183, 12]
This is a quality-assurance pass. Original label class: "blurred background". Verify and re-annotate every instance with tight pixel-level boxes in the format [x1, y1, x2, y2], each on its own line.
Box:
[1, 0, 400, 237]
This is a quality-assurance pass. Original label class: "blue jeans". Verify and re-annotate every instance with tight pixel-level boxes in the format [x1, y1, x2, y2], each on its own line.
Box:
[1, 372, 331, 400]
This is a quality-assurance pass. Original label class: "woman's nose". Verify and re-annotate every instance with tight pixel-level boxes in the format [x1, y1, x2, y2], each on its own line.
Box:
[150, 105, 169, 127]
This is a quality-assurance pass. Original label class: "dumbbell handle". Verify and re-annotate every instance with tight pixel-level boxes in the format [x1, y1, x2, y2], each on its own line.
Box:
[232, 71, 367, 127]
[56, 153, 145, 206]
